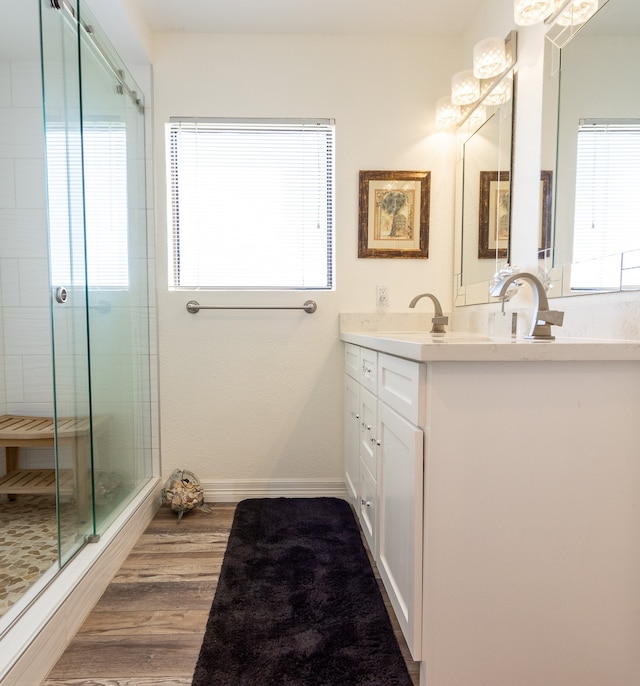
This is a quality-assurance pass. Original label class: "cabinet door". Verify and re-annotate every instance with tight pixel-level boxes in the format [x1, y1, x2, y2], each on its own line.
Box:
[360, 347, 377, 394]
[344, 343, 360, 379]
[344, 374, 360, 503]
[377, 401, 424, 661]
[378, 352, 426, 426]
[359, 387, 378, 479]
[358, 459, 377, 554]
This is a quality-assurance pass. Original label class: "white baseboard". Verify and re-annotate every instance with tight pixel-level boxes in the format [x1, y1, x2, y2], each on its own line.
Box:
[202, 478, 348, 502]
[0, 479, 162, 686]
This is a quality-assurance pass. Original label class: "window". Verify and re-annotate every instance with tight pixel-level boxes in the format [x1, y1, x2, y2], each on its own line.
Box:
[167, 118, 334, 290]
[47, 120, 129, 289]
[571, 119, 640, 290]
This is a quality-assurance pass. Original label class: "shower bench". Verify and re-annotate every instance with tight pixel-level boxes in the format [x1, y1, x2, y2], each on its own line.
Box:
[0, 414, 92, 504]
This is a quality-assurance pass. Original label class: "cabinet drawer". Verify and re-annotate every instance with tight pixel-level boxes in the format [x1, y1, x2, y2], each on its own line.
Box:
[344, 343, 360, 379]
[358, 459, 377, 555]
[378, 353, 426, 425]
[359, 347, 378, 394]
[359, 387, 378, 479]
[344, 374, 361, 504]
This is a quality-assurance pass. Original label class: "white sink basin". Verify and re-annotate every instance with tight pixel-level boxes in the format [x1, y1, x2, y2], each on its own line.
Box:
[374, 331, 493, 343]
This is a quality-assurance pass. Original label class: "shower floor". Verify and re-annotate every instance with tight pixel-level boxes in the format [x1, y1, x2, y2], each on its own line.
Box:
[0, 495, 70, 618]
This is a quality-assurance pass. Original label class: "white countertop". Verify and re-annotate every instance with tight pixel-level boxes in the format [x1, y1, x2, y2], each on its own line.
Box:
[340, 330, 640, 362]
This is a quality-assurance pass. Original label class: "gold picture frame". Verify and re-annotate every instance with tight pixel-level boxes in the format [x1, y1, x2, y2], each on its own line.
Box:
[539, 170, 553, 258]
[478, 170, 510, 259]
[358, 170, 430, 258]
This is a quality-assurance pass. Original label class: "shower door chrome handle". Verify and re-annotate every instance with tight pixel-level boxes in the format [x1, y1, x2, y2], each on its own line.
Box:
[55, 286, 68, 304]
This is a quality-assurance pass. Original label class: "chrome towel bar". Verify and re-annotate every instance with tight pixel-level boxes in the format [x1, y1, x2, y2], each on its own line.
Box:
[186, 300, 317, 314]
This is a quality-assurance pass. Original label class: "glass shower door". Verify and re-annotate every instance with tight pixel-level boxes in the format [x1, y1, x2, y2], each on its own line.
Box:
[41, 0, 154, 551]
[0, 0, 154, 633]
[76, 6, 154, 533]
[40, 0, 94, 563]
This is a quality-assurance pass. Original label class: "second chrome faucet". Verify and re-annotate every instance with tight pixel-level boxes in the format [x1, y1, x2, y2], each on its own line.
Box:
[490, 272, 564, 340]
[408, 293, 448, 334]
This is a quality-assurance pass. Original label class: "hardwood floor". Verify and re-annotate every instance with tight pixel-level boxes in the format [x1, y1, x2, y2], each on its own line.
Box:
[42, 501, 420, 686]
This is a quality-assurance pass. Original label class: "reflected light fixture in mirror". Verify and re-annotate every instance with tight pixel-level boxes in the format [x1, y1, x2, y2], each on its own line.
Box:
[436, 96, 461, 131]
[467, 105, 488, 129]
[452, 70, 480, 105]
[555, 0, 599, 25]
[473, 37, 509, 79]
[514, 0, 598, 26]
[484, 75, 513, 105]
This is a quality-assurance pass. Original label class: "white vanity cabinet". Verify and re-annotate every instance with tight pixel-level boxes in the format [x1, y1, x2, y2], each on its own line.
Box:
[343, 372, 360, 503]
[344, 343, 377, 547]
[343, 343, 426, 660]
[344, 343, 372, 508]
[342, 330, 640, 686]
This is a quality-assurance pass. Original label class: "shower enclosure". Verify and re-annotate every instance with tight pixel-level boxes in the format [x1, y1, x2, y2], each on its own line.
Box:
[0, 0, 156, 636]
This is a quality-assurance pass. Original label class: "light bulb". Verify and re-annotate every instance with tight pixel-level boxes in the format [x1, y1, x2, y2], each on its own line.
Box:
[484, 75, 513, 106]
[513, 0, 554, 25]
[555, 0, 599, 26]
[435, 96, 461, 130]
[473, 37, 508, 79]
[468, 105, 488, 129]
[451, 70, 480, 106]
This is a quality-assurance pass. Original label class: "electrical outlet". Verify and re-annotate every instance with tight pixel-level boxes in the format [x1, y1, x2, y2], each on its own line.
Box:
[376, 284, 389, 307]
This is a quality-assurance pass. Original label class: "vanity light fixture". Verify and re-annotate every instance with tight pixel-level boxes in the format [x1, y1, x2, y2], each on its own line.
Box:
[435, 30, 516, 131]
[554, 0, 598, 26]
[514, 0, 598, 26]
[473, 37, 509, 79]
[514, 0, 554, 25]
[451, 70, 480, 106]
[484, 74, 513, 105]
[435, 96, 461, 130]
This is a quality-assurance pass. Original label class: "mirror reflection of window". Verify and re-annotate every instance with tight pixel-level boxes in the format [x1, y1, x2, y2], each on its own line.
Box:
[571, 119, 640, 290]
[542, 0, 640, 296]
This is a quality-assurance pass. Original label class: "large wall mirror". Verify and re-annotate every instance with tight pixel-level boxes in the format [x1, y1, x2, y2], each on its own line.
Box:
[542, 0, 640, 296]
[456, 34, 517, 306]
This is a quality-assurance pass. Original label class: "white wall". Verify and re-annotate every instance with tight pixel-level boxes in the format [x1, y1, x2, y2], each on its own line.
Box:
[152, 33, 462, 490]
[152, 0, 640, 493]
[0, 59, 52, 423]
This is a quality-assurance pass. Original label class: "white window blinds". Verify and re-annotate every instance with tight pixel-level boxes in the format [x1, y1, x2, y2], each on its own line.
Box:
[47, 121, 129, 289]
[168, 118, 334, 290]
[571, 119, 640, 290]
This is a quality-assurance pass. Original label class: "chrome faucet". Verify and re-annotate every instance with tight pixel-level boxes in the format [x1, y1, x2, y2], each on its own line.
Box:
[489, 272, 564, 340]
[408, 293, 448, 334]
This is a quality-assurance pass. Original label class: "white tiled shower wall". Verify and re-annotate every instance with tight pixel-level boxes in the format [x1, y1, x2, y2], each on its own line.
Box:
[0, 59, 57, 472]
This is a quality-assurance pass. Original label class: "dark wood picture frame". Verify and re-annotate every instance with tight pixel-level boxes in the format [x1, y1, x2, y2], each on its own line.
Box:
[478, 170, 510, 259]
[538, 170, 553, 258]
[358, 170, 430, 258]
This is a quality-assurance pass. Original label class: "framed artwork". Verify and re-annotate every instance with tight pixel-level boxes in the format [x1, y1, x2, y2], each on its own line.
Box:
[358, 170, 430, 258]
[538, 170, 553, 258]
[478, 170, 510, 259]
